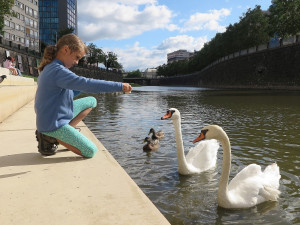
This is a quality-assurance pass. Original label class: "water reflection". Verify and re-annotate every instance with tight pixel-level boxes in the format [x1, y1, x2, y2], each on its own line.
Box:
[82, 87, 300, 225]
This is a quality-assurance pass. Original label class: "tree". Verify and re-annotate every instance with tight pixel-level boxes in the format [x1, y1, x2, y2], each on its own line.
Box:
[269, 0, 300, 37]
[238, 6, 270, 47]
[0, 0, 15, 34]
[126, 70, 142, 78]
[105, 52, 119, 70]
[86, 43, 98, 65]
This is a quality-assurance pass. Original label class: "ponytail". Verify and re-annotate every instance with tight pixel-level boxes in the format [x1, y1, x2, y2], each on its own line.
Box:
[38, 45, 57, 72]
[38, 34, 87, 72]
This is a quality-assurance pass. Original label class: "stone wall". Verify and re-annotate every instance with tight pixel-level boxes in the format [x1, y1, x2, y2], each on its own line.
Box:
[0, 37, 41, 76]
[158, 42, 300, 89]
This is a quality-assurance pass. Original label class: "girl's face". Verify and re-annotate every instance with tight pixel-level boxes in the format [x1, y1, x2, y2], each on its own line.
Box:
[62, 46, 85, 68]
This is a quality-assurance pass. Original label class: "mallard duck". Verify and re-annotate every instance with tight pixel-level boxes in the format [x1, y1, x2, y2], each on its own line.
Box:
[148, 128, 164, 140]
[143, 137, 159, 152]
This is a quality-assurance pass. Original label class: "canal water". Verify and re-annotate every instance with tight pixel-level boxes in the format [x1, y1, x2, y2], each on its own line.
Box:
[82, 86, 299, 225]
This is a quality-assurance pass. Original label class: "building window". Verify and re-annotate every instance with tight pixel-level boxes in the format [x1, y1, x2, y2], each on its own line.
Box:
[4, 32, 10, 39]
[33, 10, 38, 18]
[25, 39, 29, 47]
[30, 18, 33, 27]
[25, 17, 29, 25]
[10, 22, 15, 29]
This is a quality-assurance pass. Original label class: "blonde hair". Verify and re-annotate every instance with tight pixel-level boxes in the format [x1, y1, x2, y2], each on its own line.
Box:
[38, 33, 87, 72]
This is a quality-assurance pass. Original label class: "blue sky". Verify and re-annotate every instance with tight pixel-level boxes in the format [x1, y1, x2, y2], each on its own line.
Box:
[77, 0, 272, 71]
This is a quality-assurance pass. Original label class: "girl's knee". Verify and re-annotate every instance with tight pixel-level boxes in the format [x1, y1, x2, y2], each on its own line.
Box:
[81, 144, 98, 158]
[89, 96, 97, 108]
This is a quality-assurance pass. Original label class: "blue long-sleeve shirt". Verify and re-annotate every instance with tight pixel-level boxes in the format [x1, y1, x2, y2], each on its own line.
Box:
[35, 59, 123, 132]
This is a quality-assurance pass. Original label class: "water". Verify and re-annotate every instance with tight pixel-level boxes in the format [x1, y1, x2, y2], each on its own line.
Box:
[81, 86, 300, 225]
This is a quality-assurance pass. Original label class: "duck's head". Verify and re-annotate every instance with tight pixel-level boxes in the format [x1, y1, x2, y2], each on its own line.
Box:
[161, 108, 180, 121]
[148, 128, 155, 135]
[192, 125, 224, 143]
[143, 137, 151, 143]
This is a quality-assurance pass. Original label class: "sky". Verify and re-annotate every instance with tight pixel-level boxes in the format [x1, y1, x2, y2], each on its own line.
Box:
[77, 0, 272, 72]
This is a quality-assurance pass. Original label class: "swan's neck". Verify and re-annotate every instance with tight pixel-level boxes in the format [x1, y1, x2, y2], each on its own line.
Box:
[218, 133, 231, 207]
[172, 118, 189, 174]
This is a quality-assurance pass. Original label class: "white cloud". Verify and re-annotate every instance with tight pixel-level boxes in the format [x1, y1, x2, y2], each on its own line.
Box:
[112, 35, 208, 71]
[77, 0, 173, 42]
[180, 8, 231, 32]
[157, 35, 207, 53]
[111, 42, 166, 71]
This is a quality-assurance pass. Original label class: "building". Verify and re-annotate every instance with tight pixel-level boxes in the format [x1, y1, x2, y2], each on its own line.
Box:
[143, 68, 157, 78]
[167, 49, 195, 64]
[2, 0, 39, 51]
[39, 0, 78, 46]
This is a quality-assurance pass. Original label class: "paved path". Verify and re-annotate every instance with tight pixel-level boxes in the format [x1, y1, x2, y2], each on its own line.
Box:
[0, 100, 170, 225]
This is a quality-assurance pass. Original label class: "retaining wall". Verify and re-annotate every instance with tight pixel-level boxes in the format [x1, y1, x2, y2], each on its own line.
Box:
[158, 42, 300, 89]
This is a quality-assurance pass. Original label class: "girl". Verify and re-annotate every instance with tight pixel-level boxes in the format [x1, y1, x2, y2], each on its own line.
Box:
[35, 34, 132, 157]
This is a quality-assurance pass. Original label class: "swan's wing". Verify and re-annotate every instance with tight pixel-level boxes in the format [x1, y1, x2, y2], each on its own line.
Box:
[228, 163, 281, 207]
[227, 164, 264, 207]
[186, 139, 219, 171]
[228, 164, 262, 189]
[261, 163, 281, 189]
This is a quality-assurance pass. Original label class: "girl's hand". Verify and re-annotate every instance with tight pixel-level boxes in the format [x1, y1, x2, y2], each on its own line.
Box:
[123, 83, 132, 93]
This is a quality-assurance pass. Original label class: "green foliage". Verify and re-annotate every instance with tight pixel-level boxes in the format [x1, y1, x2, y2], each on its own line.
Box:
[268, 0, 300, 37]
[86, 45, 122, 71]
[0, 0, 15, 34]
[126, 70, 142, 78]
[86, 43, 98, 65]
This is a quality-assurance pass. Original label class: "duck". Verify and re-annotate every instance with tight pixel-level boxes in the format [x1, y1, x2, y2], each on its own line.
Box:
[161, 108, 220, 175]
[143, 137, 159, 152]
[193, 124, 281, 209]
[148, 128, 164, 140]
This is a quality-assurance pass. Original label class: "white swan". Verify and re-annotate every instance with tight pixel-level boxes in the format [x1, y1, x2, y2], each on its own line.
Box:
[193, 124, 281, 209]
[161, 108, 220, 175]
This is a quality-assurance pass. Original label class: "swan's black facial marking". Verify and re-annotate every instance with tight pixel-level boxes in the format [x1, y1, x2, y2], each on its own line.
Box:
[201, 129, 208, 137]
[161, 109, 175, 120]
[192, 129, 208, 143]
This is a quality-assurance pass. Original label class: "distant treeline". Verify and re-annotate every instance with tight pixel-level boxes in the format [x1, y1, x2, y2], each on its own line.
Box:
[157, 1, 300, 77]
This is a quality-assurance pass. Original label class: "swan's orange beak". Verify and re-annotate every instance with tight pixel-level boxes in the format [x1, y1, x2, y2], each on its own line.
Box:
[192, 132, 205, 143]
[161, 111, 172, 120]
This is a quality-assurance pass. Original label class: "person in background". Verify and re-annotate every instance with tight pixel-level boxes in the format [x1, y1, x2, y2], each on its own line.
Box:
[10, 57, 23, 76]
[3, 56, 18, 75]
[35, 33, 132, 157]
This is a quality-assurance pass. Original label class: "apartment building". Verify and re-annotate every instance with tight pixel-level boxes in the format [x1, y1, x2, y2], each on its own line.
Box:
[39, 0, 77, 46]
[3, 0, 39, 51]
[167, 49, 195, 64]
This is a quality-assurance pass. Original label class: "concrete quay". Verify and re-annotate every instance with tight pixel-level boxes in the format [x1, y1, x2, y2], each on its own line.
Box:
[0, 68, 170, 225]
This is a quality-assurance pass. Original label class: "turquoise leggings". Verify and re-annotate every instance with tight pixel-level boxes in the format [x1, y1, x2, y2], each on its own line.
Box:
[43, 96, 97, 158]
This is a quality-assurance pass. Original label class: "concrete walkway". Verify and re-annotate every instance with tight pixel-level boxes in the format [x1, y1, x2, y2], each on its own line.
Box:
[0, 100, 170, 225]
